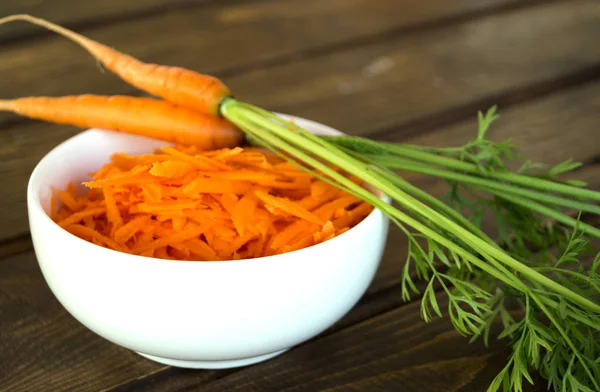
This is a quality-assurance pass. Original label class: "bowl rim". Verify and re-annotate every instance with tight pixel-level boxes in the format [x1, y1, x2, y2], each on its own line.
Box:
[27, 113, 390, 266]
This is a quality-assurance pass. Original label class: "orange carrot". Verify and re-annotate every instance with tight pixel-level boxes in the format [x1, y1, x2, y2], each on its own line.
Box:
[65, 224, 129, 253]
[131, 200, 201, 214]
[57, 207, 107, 228]
[161, 146, 231, 171]
[0, 95, 243, 150]
[184, 178, 251, 195]
[149, 161, 197, 178]
[103, 186, 123, 235]
[269, 220, 316, 251]
[114, 215, 152, 244]
[333, 202, 373, 228]
[219, 193, 239, 214]
[0, 14, 230, 116]
[255, 190, 324, 225]
[231, 190, 259, 236]
[313, 195, 361, 221]
[134, 221, 208, 254]
[179, 239, 219, 261]
[141, 184, 163, 202]
[52, 186, 81, 211]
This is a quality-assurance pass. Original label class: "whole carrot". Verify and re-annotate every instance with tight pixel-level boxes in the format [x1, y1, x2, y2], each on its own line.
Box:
[0, 14, 230, 116]
[0, 95, 243, 149]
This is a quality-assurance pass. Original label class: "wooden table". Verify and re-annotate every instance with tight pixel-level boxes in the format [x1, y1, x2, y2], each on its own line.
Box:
[1, 1, 599, 390]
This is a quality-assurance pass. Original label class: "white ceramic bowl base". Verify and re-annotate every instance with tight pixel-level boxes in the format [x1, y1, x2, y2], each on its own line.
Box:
[27, 114, 390, 369]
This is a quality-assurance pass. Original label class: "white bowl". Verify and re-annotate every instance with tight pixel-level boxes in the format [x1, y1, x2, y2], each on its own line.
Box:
[26, 114, 390, 369]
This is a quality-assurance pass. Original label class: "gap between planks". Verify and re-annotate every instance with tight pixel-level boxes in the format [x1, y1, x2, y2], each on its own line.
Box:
[369, 63, 600, 142]
[0, 0, 238, 46]
[0, 234, 32, 260]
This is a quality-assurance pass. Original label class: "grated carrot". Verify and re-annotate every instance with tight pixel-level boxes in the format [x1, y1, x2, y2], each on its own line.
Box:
[218, 193, 238, 214]
[57, 207, 107, 228]
[180, 238, 219, 261]
[114, 215, 152, 244]
[255, 189, 324, 225]
[53, 187, 81, 211]
[184, 178, 251, 195]
[103, 186, 123, 235]
[231, 189, 259, 236]
[141, 183, 163, 202]
[51, 145, 374, 261]
[150, 160, 197, 178]
[65, 224, 129, 253]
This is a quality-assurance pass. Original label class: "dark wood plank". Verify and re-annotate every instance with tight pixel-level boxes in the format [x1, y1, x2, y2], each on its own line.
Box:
[0, 0, 198, 43]
[107, 368, 235, 392]
[0, 252, 167, 392]
[0, 244, 522, 392]
[0, 0, 596, 245]
[226, 0, 600, 136]
[0, 234, 31, 259]
[389, 82, 600, 169]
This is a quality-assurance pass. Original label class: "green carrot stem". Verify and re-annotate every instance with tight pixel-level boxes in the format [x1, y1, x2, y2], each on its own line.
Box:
[481, 187, 600, 239]
[366, 156, 600, 216]
[529, 292, 600, 391]
[339, 145, 496, 245]
[371, 165, 497, 247]
[361, 142, 600, 202]
[537, 295, 600, 330]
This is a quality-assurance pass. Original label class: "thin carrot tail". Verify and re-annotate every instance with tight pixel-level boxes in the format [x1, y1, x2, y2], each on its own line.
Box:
[0, 100, 15, 112]
[0, 14, 231, 116]
[0, 95, 243, 150]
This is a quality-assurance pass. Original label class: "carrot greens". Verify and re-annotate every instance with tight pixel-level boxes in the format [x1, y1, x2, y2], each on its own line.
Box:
[221, 100, 600, 392]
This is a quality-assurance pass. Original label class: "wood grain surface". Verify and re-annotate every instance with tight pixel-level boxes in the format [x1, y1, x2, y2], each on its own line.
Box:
[2, 0, 600, 391]
[0, 252, 165, 392]
[0, 0, 200, 42]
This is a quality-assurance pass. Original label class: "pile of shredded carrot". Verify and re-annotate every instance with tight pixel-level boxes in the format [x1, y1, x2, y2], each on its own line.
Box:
[50, 145, 373, 261]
